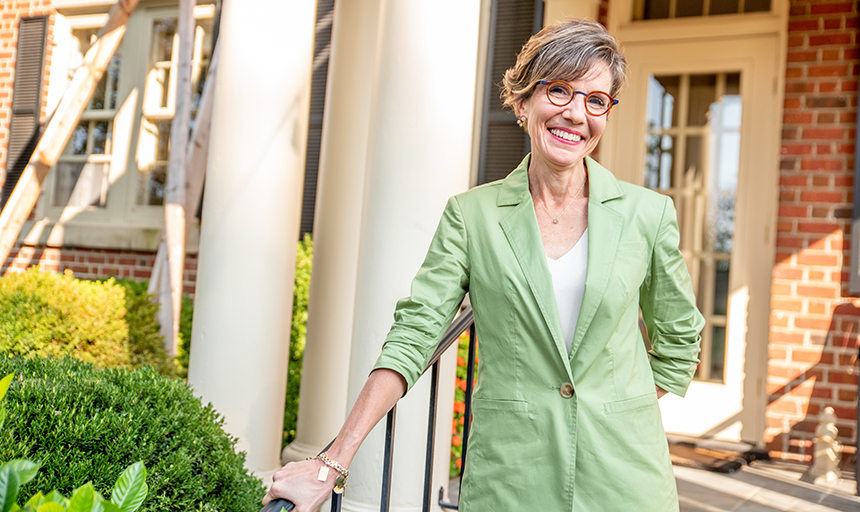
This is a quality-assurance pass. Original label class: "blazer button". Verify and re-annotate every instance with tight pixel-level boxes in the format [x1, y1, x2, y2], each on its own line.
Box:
[560, 382, 574, 398]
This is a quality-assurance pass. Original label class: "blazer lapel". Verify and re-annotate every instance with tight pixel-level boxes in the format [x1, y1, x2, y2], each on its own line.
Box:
[498, 156, 571, 376]
[569, 157, 625, 358]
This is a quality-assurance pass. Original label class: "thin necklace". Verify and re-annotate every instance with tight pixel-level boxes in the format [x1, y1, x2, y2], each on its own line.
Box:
[538, 174, 587, 224]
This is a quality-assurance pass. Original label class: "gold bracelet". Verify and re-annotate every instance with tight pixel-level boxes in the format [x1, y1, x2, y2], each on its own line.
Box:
[309, 452, 349, 494]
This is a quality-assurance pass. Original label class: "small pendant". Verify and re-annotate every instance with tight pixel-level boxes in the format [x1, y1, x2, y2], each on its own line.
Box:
[317, 466, 329, 482]
[553, 219, 559, 224]
[334, 475, 347, 494]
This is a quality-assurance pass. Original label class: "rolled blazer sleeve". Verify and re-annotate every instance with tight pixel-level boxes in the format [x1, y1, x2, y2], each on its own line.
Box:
[639, 196, 705, 397]
[373, 196, 471, 393]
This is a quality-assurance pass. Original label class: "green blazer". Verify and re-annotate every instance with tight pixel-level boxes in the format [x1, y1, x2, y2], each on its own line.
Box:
[374, 155, 704, 511]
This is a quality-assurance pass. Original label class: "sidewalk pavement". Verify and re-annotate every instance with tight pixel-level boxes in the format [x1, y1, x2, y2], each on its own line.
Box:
[675, 462, 860, 511]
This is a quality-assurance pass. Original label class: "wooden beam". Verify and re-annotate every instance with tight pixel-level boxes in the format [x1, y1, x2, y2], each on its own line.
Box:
[0, 0, 139, 267]
[162, 0, 196, 355]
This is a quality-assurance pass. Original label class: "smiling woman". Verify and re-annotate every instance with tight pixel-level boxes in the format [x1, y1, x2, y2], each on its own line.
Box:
[263, 18, 704, 512]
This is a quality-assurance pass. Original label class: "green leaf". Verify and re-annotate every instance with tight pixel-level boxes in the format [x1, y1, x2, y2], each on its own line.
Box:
[0, 467, 21, 512]
[23, 493, 43, 507]
[0, 374, 12, 403]
[109, 464, 146, 512]
[67, 485, 94, 512]
[98, 503, 118, 512]
[41, 493, 64, 506]
[1, 462, 39, 486]
[34, 504, 64, 512]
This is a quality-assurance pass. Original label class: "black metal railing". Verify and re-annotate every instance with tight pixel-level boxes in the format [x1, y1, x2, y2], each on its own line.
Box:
[262, 306, 476, 512]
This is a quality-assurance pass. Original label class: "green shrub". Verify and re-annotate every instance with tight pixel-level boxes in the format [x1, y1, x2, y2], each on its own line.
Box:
[283, 234, 312, 448]
[0, 355, 264, 512]
[0, 268, 131, 368]
[110, 279, 177, 377]
[1, 374, 150, 512]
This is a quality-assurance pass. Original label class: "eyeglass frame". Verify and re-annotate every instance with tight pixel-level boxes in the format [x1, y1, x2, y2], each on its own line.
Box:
[538, 80, 619, 116]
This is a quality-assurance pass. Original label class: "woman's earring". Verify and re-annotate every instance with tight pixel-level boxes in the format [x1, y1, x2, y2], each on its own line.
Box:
[517, 115, 527, 128]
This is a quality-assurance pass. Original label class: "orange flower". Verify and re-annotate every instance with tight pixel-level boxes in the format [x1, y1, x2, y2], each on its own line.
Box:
[457, 356, 466, 367]
[455, 458, 462, 469]
[459, 416, 465, 425]
[453, 401, 466, 413]
[452, 419, 458, 434]
[452, 435, 462, 447]
[459, 379, 467, 392]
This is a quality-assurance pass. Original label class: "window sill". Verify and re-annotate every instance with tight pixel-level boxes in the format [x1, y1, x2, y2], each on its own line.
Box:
[20, 218, 200, 254]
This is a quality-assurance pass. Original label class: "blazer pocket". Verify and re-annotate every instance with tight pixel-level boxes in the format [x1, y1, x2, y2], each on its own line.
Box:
[603, 393, 656, 414]
[472, 397, 530, 414]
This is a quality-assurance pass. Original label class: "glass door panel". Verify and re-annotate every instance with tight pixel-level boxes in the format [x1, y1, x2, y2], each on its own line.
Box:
[645, 72, 742, 383]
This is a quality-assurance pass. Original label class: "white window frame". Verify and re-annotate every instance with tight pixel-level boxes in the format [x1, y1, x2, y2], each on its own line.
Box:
[24, 1, 215, 251]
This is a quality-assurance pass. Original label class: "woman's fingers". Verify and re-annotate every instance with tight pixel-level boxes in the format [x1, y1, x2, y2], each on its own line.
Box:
[262, 459, 335, 511]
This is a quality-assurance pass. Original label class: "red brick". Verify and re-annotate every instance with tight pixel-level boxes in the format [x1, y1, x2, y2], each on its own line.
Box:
[810, 2, 854, 14]
[797, 284, 839, 298]
[787, 51, 818, 63]
[789, 19, 820, 31]
[838, 389, 857, 402]
[831, 406, 858, 421]
[779, 205, 809, 218]
[767, 396, 800, 413]
[809, 34, 852, 46]
[798, 222, 841, 234]
[787, 81, 815, 93]
[801, 159, 845, 171]
[811, 175, 832, 187]
[803, 128, 846, 140]
[796, 252, 840, 266]
[794, 317, 833, 331]
[780, 175, 808, 186]
[784, 97, 802, 109]
[800, 190, 843, 203]
[776, 236, 804, 249]
[777, 221, 795, 233]
[828, 371, 859, 385]
[832, 334, 860, 348]
[782, 142, 813, 154]
[769, 347, 788, 360]
[809, 65, 849, 78]
[771, 331, 805, 344]
[787, 36, 805, 47]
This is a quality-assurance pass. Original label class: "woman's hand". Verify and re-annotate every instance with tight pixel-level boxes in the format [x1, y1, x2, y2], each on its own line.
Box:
[262, 458, 335, 512]
[655, 385, 668, 399]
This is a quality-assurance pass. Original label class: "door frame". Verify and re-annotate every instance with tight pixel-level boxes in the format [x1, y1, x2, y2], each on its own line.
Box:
[602, 30, 785, 445]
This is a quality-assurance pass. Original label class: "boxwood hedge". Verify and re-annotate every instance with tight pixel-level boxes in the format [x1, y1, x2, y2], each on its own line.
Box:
[0, 354, 264, 512]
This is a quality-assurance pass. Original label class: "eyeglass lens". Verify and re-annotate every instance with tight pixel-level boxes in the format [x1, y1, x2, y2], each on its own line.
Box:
[545, 81, 613, 115]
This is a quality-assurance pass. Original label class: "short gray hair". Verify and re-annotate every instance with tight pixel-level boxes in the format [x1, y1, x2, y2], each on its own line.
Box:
[501, 19, 627, 112]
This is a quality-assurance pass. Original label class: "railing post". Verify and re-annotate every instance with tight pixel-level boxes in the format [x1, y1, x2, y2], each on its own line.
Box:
[380, 406, 397, 512]
[423, 361, 441, 512]
[460, 323, 477, 477]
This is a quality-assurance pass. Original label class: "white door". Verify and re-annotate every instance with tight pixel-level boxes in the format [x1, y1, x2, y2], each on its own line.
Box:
[603, 35, 781, 444]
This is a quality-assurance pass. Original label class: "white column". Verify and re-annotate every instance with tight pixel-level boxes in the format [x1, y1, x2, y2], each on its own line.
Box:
[281, 0, 381, 465]
[343, 1, 481, 511]
[187, 0, 315, 476]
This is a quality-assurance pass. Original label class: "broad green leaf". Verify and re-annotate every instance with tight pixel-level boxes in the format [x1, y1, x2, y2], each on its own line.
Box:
[1, 462, 39, 486]
[109, 463, 146, 512]
[41, 492, 64, 505]
[0, 375, 13, 403]
[67, 485, 94, 512]
[35, 504, 64, 512]
[98, 503, 119, 512]
[0, 467, 21, 512]
[24, 493, 44, 507]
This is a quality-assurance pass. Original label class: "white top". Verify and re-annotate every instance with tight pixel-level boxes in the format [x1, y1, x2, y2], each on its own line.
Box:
[546, 228, 588, 355]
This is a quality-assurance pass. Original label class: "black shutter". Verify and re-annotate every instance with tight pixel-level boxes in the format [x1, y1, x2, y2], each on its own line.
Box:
[477, 0, 543, 185]
[4, 16, 48, 208]
[299, 0, 336, 237]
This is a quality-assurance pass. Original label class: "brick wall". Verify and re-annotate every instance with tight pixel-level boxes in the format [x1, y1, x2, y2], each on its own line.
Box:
[3, 244, 199, 295]
[767, 0, 858, 463]
[0, 0, 55, 175]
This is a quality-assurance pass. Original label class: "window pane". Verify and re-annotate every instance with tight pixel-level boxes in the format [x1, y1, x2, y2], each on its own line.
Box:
[68, 123, 88, 155]
[152, 18, 177, 62]
[710, 326, 726, 383]
[137, 164, 167, 206]
[643, 0, 670, 19]
[676, 0, 705, 17]
[53, 162, 108, 208]
[743, 0, 771, 12]
[648, 75, 679, 129]
[710, 0, 740, 15]
[713, 259, 730, 315]
[92, 121, 110, 154]
[688, 74, 717, 126]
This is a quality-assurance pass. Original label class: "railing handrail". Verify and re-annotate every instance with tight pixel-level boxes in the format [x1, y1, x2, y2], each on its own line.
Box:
[261, 305, 476, 512]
